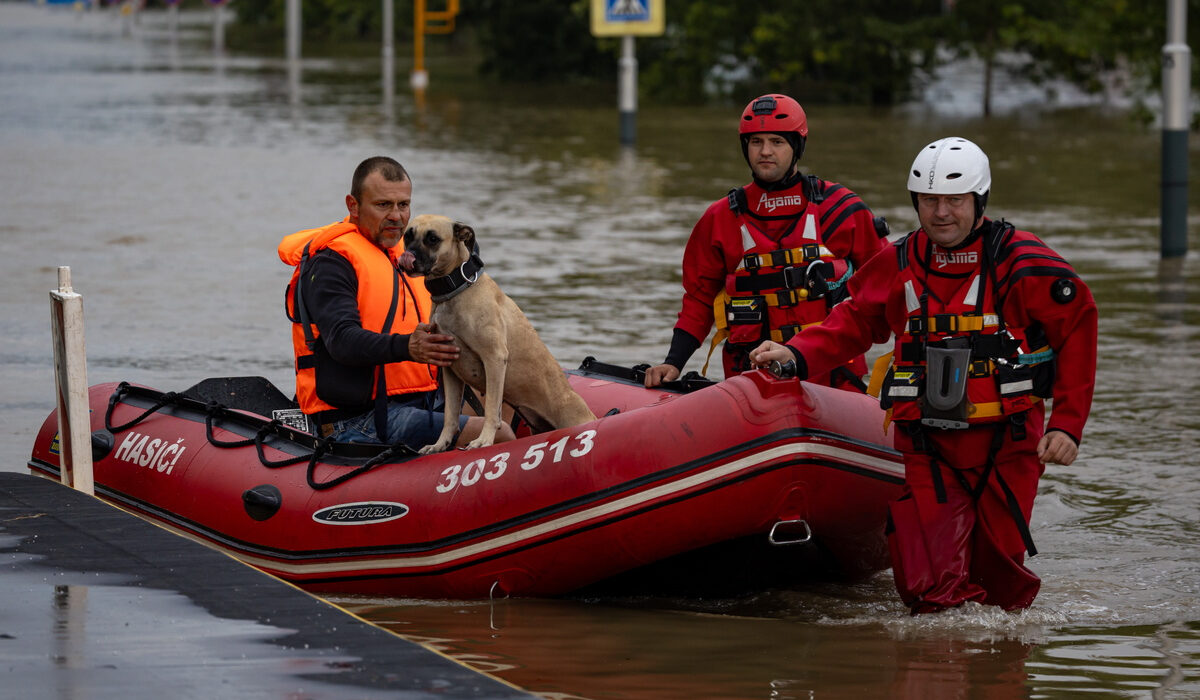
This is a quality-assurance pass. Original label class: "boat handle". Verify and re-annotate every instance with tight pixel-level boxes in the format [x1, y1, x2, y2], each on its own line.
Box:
[768, 518, 812, 546]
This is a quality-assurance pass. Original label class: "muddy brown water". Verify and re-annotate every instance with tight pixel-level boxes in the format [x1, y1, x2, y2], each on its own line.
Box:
[2, 5, 1198, 698]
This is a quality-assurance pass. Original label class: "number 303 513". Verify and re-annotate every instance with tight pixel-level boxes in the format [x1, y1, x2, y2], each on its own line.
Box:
[435, 429, 597, 494]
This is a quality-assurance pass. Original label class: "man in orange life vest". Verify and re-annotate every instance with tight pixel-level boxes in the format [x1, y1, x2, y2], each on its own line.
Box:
[644, 93, 888, 389]
[750, 137, 1098, 613]
[279, 156, 514, 448]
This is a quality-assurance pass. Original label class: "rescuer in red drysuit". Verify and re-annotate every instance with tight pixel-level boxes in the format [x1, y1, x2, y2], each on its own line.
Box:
[644, 94, 889, 390]
[750, 137, 1098, 613]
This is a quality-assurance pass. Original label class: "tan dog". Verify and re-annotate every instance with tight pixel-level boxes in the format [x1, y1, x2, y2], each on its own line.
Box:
[400, 214, 596, 452]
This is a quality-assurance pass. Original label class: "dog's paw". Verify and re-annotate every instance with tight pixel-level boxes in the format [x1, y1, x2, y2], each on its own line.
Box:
[419, 442, 450, 455]
[464, 437, 496, 450]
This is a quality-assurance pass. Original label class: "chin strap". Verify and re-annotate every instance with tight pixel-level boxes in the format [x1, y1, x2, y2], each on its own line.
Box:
[424, 244, 485, 302]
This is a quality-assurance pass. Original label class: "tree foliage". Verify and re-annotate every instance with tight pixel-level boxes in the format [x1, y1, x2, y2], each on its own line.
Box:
[227, 0, 1200, 111]
[464, 0, 613, 82]
[230, 0, 400, 43]
[641, 0, 946, 104]
[941, 0, 1200, 114]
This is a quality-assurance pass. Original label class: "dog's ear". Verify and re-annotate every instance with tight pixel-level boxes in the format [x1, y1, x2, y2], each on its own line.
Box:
[453, 222, 476, 251]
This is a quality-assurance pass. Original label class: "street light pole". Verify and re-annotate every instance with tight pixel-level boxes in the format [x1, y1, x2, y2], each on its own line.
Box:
[1162, 0, 1191, 259]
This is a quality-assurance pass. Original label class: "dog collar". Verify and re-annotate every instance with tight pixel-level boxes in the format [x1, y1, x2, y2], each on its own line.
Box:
[424, 247, 485, 303]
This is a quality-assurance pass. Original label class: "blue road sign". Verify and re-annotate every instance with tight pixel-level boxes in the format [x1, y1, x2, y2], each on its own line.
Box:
[606, 0, 649, 23]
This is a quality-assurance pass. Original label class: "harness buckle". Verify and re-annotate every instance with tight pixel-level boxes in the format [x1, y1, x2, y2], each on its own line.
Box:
[781, 265, 806, 290]
[801, 243, 822, 262]
[773, 289, 800, 307]
[776, 324, 803, 342]
[742, 253, 762, 271]
[931, 314, 958, 333]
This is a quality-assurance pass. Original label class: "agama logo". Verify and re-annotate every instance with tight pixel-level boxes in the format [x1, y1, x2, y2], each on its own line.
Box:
[934, 250, 978, 268]
[757, 192, 805, 213]
[312, 501, 409, 525]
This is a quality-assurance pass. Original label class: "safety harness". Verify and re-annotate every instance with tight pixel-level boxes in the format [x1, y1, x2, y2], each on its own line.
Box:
[869, 221, 1055, 435]
[871, 221, 1056, 557]
[702, 175, 856, 379]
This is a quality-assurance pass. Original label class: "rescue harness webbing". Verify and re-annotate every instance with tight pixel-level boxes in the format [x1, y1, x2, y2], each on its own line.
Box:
[905, 422, 1038, 557]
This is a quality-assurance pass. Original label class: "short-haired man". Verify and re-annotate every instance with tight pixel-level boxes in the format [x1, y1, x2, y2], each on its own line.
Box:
[279, 156, 513, 448]
[645, 94, 888, 389]
[750, 137, 1098, 613]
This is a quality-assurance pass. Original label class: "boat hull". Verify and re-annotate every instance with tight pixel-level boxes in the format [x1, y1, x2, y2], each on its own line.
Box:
[28, 368, 904, 598]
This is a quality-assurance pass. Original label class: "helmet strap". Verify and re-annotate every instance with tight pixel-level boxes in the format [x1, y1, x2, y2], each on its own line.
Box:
[974, 191, 989, 221]
[753, 168, 803, 192]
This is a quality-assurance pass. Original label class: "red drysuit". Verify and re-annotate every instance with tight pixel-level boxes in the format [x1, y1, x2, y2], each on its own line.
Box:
[786, 219, 1097, 612]
[673, 176, 885, 386]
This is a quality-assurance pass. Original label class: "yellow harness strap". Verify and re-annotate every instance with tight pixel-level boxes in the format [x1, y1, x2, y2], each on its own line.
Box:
[701, 291, 732, 377]
[768, 322, 821, 343]
[742, 244, 833, 270]
[908, 314, 996, 333]
[701, 291, 824, 376]
[866, 351, 893, 398]
[966, 396, 1044, 420]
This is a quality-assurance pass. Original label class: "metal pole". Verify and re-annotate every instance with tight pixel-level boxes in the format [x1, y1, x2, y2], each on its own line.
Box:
[213, 3, 225, 54]
[50, 267, 94, 496]
[619, 35, 637, 145]
[383, 0, 395, 92]
[1162, 0, 1191, 259]
[286, 0, 301, 64]
[411, 0, 428, 90]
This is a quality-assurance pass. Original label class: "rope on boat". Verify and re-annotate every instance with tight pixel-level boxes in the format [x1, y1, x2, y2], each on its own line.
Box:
[104, 383, 180, 434]
[98, 360, 707, 491]
[102, 381, 418, 491]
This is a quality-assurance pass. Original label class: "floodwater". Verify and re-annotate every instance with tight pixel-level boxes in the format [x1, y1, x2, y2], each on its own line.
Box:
[2, 4, 1198, 698]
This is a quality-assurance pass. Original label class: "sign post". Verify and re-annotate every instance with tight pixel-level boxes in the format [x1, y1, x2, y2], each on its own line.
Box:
[286, 0, 301, 64]
[1162, 0, 1191, 259]
[411, 0, 459, 92]
[590, 0, 665, 146]
[50, 267, 94, 496]
[208, 0, 230, 54]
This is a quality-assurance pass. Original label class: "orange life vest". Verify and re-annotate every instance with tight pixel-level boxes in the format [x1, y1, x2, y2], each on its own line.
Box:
[279, 218, 437, 417]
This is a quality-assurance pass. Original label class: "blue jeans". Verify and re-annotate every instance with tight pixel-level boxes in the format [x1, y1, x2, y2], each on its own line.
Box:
[329, 391, 467, 448]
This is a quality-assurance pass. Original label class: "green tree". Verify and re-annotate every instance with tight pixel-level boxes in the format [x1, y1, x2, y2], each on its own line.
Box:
[465, 0, 613, 82]
[641, 0, 945, 104]
[227, 0, 1199, 114]
[944, 0, 1200, 116]
[231, 0, 399, 43]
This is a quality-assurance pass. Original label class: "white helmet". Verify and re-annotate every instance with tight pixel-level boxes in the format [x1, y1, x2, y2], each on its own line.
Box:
[907, 137, 991, 196]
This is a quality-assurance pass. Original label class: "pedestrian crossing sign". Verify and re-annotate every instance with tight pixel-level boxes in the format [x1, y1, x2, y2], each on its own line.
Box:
[590, 0, 665, 37]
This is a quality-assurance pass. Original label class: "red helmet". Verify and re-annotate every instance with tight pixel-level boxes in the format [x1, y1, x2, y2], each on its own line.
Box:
[739, 94, 808, 138]
[739, 94, 808, 171]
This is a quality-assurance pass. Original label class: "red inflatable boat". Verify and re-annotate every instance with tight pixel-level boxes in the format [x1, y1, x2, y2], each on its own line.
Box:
[27, 359, 904, 598]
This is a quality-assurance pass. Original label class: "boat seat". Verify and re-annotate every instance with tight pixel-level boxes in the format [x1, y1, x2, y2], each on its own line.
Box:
[182, 376, 298, 419]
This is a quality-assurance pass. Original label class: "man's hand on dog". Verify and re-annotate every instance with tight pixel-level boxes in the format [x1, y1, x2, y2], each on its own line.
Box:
[408, 322, 460, 366]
